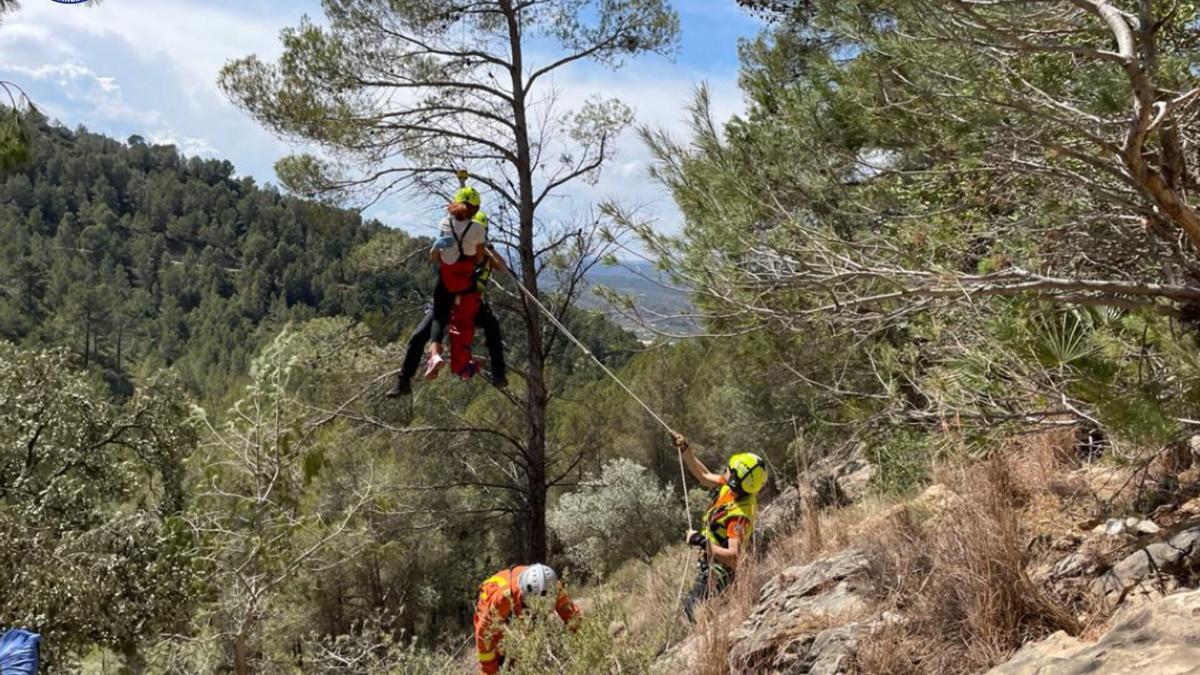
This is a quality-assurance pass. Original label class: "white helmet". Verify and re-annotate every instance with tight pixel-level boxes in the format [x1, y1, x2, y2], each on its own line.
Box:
[518, 564, 557, 597]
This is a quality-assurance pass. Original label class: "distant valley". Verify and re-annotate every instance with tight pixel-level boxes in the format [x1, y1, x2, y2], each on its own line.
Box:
[577, 260, 699, 339]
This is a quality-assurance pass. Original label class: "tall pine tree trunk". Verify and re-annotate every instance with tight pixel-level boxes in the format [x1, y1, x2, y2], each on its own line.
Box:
[505, 0, 548, 562]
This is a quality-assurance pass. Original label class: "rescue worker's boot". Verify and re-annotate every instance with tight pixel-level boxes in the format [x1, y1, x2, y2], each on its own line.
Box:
[459, 358, 481, 380]
[385, 375, 412, 398]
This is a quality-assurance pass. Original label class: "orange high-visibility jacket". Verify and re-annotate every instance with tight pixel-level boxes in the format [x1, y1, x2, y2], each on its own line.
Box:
[473, 565, 580, 674]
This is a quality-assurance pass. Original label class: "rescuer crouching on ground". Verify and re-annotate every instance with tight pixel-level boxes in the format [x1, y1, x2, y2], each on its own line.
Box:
[474, 563, 580, 674]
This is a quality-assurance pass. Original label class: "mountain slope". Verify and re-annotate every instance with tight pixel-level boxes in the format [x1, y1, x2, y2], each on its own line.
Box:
[0, 116, 431, 398]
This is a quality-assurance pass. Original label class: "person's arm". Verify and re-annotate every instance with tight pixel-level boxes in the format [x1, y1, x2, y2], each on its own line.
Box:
[710, 517, 747, 568]
[686, 516, 746, 569]
[465, 225, 488, 267]
[433, 219, 451, 263]
[673, 433, 722, 488]
[486, 244, 509, 274]
[555, 588, 582, 630]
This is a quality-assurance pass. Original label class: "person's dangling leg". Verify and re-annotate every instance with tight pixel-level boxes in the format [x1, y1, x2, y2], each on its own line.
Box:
[683, 558, 711, 623]
[387, 306, 434, 397]
[424, 280, 453, 380]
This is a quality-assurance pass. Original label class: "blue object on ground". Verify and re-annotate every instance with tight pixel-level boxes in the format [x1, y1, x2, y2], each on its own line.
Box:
[0, 629, 41, 675]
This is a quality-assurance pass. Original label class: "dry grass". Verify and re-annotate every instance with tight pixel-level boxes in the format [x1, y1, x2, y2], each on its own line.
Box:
[855, 457, 1081, 674]
[680, 487, 858, 674]
[599, 429, 1176, 674]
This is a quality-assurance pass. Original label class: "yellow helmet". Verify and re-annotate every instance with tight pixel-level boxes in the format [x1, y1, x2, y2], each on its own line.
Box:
[454, 186, 481, 207]
[473, 210, 489, 229]
[727, 453, 767, 496]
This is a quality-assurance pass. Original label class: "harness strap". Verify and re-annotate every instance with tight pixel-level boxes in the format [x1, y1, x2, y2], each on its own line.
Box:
[451, 219, 475, 261]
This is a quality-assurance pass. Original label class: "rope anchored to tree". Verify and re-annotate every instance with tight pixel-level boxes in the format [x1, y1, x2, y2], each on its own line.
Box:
[501, 270, 697, 645]
[500, 272, 692, 521]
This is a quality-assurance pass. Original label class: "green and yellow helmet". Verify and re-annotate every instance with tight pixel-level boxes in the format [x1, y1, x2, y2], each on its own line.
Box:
[454, 186, 482, 207]
[473, 210, 489, 229]
[727, 453, 767, 496]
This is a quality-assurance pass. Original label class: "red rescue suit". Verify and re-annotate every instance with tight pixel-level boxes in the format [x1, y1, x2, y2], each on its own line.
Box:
[438, 255, 482, 379]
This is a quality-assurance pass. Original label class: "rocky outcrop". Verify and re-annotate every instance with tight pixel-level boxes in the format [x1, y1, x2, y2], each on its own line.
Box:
[728, 549, 872, 674]
[812, 459, 875, 508]
[758, 484, 805, 545]
[1091, 525, 1200, 604]
[757, 460, 878, 545]
[987, 589, 1200, 674]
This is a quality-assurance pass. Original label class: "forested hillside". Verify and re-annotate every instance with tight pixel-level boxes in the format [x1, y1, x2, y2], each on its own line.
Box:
[0, 115, 653, 673]
[0, 116, 429, 398]
[10, 0, 1200, 673]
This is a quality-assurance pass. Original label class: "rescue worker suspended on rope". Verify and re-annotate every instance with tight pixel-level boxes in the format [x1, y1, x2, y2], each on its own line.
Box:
[673, 432, 766, 622]
[387, 184, 509, 397]
[474, 563, 580, 675]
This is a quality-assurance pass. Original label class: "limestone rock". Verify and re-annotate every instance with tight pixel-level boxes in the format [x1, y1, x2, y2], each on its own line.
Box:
[834, 460, 874, 505]
[758, 484, 805, 544]
[1096, 518, 1160, 537]
[1133, 519, 1160, 535]
[987, 589, 1200, 674]
[988, 631, 1083, 674]
[805, 623, 863, 675]
[810, 459, 875, 508]
[729, 549, 871, 673]
[911, 483, 958, 513]
[1091, 526, 1200, 602]
[1178, 496, 1200, 517]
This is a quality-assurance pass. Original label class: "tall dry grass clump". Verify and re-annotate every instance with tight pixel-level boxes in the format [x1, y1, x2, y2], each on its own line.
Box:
[856, 458, 1080, 674]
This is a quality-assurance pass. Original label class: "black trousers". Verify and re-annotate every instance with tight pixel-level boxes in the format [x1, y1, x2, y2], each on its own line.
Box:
[400, 285, 506, 381]
[684, 557, 734, 623]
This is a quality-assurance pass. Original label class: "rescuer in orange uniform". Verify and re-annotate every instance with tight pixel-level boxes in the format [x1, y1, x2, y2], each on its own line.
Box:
[474, 563, 580, 674]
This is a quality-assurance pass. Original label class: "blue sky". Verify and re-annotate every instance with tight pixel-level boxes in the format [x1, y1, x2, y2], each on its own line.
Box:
[1, 0, 762, 237]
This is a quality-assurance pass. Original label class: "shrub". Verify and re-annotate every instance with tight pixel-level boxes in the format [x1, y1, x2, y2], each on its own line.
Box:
[500, 597, 657, 675]
[868, 429, 937, 495]
[549, 459, 686, 578]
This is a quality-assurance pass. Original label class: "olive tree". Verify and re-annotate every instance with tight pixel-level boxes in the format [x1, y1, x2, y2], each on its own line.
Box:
[189, 330, 374, 675]
[220, 0, 680, 561]
[0, 344, 198, 670]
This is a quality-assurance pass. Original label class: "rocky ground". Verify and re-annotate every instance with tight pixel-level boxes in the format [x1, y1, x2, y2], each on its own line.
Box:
[661, 430, 1200, 674]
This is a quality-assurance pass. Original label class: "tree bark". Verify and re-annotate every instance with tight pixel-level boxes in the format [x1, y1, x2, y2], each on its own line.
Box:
[234, 633, 249, 675]
[502, 0, 549, 562]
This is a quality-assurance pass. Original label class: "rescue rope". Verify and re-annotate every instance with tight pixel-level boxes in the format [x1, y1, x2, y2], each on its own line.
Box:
[454, 170, 697, 645]
[501, 271, 694, 531]
[502, 271, 699, 650]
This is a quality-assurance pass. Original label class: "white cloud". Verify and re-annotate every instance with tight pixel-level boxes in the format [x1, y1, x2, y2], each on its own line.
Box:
[148, 132, 218, 157]
[6, 0, 310, 106]
[1, 0, 754, 237]
[0, 0, 306, 176]
[8, 61, 94, 81]
[5, 55, 163, 127]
